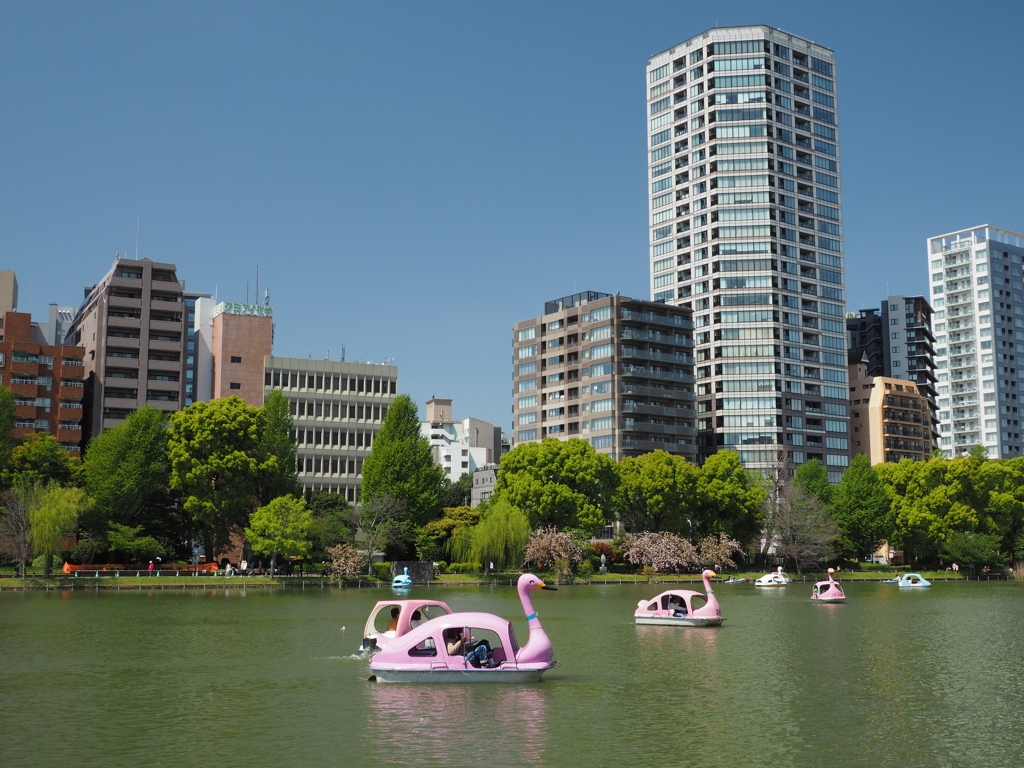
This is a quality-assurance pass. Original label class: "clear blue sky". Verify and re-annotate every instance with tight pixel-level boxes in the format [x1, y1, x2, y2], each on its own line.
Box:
[2, 1, 1022, 428]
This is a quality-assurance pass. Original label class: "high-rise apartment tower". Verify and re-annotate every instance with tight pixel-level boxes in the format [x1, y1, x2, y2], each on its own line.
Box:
[928, 225, 1024, 458]
[65, 258, 190, 441]
[647, 26, 849, 480]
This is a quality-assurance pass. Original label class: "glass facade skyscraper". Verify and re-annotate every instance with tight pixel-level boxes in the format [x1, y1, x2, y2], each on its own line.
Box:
[646, 26, 849, 480]
[929, 225, 1024, 458]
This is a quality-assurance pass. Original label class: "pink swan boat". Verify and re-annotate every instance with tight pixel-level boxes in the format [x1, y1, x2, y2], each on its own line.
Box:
[358, 599, 454, 655]
[634, 570, 724, 627]
[368, 574, 558, 683]
[810, 568, 846, 603]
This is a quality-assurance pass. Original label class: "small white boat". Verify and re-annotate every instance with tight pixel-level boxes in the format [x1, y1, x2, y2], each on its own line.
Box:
[755, 567, 792, 587]
[723, 577, 746, 585]
[897, 573, 931, 588]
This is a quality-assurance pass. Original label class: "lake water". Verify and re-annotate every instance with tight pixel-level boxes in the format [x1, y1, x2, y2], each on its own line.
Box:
[1, 580, 1022, 767]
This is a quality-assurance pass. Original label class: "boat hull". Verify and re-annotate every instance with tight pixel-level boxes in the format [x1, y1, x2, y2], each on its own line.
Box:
[811, 597, 846, 603]
[635, 616, 725, 627]
[754, 583, 788, 587]
[370, 667, 551, 683]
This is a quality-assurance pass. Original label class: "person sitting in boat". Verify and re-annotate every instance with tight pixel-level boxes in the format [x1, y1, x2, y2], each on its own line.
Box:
[410, 610, 423, 628]
[444, 629, 492, 667]
[385, 607, 400, 635]
[668, 597, 687, 617]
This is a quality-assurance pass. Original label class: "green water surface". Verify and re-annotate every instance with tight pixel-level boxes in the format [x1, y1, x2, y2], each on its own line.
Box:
[1, 580, 1021, 767]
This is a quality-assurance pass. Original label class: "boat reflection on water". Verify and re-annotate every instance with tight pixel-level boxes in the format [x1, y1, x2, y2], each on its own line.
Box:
[364, 683, 550, 764]
[635, 624, 720, 655]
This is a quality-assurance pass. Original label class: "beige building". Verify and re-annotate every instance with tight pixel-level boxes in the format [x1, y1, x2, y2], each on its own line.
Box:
[849, 356, 933, 464]
[0, 270, 19, 315]
[65, 257, 189, 440]
[512, 291, 696, 462]
[264, 356, 398, 501]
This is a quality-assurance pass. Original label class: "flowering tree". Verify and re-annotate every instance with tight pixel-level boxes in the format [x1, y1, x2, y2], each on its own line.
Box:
[325, 543, 365, 581]
[621, 531, 699, 573]
[523, 526, 583, 572]
[697, 532, 744, 569]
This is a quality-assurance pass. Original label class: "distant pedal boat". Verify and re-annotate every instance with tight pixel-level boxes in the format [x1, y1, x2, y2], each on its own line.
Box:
[810, 568, 846, 603]
[897, 573, 932, 588]
[755, 567, 792, 587]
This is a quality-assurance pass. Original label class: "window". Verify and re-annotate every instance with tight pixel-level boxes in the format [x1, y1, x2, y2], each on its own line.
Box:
[518, 412, 537, 425]
[591, 398, 614, 413]
[590, 417, 614, 431]
[518, 378, 538, 392]
[518, 429, 538, 441]
[517, 327, 537, 342]
[517, 344, 537, 358]
[518, 395, 538, 409]
[518, 361, 537, 376]
[591, 435, 614, 449]
[230, 356, 242, 364]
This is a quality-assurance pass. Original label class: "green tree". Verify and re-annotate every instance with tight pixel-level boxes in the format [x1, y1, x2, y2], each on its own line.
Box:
[244, 495, 313, 575]
[614, 450, 699, 534]
[495, 438, 619, 535]
[694, 450, 766, 544]
[361, 395, 445, 530]
[167, 397, 264, 559]
[449, 498, 529, 572]
[941, 532, 1007, 569]
[979, 457, 1024, 562]
[793, 458, 834, 506]
[0, 433, 78, 489]
[831, 454, 893, 560]
[255, 390, 301, 506]
[106, 522, 168, 564]
[305, 491, 354, 560]
[30, 485, 89, 577]
[440, 472, 473, 509]
[79, 406, 179, 543]
[416, 505, 480, 562]
[0, 384, 17, 474]
[877, 453, 995, 563]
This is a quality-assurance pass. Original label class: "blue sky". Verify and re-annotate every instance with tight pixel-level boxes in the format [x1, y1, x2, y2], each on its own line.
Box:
[2, 1, 1022, 428]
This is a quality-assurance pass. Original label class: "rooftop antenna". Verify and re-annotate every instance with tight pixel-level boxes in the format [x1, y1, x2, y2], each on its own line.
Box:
[340, 344, 345, 362]
[308, 350, 312, 358]
[255, 265, 259, 304]
[246, 281, 249, 304]
[135, 217, 140, 259]
[264, 288, 270, 306]
[326, 350, 330, 360]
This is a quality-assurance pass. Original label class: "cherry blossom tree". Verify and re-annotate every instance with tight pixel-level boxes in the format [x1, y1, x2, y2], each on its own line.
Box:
[522, 526, 583, 572]
[621, 531, 699, 573]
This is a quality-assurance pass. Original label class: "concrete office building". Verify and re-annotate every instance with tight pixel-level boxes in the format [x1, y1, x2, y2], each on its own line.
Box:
[64, 258, 190, 441]
[420, 398, 498, 479]
[263, 356, 398, 501]
[34, 304, 77, 347]
[646, 26, 849, 479]
[0, 311, 86, 455]
[848, 356, 933, 464]
[512, 291, 696, 462]
[929, 225, 1024, 458]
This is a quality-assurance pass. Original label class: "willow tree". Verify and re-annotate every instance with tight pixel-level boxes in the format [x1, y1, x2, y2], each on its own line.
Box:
[449, 497, 530, 573]
[31, 485, 89, 576]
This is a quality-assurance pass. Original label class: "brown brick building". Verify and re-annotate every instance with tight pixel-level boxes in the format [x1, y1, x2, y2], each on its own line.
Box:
[0, 311, 87, 455]
[210, 303, 273, 406]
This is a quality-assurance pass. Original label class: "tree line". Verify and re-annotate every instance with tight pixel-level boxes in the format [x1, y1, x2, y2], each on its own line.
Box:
[4, 383, 1020, 578]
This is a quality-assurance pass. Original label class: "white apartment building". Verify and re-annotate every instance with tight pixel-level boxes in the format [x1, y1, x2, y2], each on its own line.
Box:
[929, 225, 1024, 458]
[646, 25, 849, 480]
[420, 398, 495, 479]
